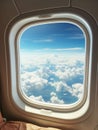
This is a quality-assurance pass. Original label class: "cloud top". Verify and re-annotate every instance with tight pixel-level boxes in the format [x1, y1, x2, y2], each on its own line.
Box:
[20, 51, 85, 105]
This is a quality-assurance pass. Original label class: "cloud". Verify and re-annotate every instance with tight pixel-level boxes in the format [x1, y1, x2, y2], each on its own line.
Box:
[29, 95, 45, 102]
[33, 39, 53, 43]
[20, 51, 85, 105]
[21, 72, 48, 91]
[71, 83, 84, 99]
[49, 81, 69, 92]
[50, 92, 64, 104]
[35, 48, 83, 54]
[42, 47, 83, 51]
[69, 34, 85, 40]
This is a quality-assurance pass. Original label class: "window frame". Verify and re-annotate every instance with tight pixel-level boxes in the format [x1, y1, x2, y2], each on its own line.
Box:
[9, 12, 92, 119]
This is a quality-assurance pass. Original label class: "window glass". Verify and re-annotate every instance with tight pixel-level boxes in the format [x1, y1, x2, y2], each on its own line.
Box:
[20, 22, 85, 105]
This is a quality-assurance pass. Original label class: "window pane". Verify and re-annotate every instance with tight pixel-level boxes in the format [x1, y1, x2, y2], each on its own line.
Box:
[20, 22, 85, 105]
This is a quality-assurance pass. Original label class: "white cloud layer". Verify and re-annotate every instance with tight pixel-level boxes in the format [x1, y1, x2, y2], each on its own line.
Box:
[20, 51, 85, 105]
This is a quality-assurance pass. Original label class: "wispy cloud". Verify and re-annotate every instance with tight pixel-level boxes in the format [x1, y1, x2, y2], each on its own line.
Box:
[68, 34, 85, 40]
[52, 33, 65, 37]
[20, 48, 83, 54]
[33, 39, 53, 43]
[43, 47, 83, 51]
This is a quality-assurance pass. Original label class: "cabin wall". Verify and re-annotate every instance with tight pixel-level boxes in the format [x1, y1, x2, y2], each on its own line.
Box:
[0, 0, 18, 114]
[0, 0, 98, 130]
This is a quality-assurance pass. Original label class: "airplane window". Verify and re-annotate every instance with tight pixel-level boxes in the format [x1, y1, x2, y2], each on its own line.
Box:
[19, 22, 85, 108]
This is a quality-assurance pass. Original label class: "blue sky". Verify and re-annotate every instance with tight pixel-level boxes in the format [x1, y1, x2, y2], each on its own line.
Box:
[20, 22, 85, 52]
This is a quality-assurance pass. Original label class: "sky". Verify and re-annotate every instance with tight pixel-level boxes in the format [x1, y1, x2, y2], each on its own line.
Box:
[20, 22, 85, 52]
[20, 22, 85, 105]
